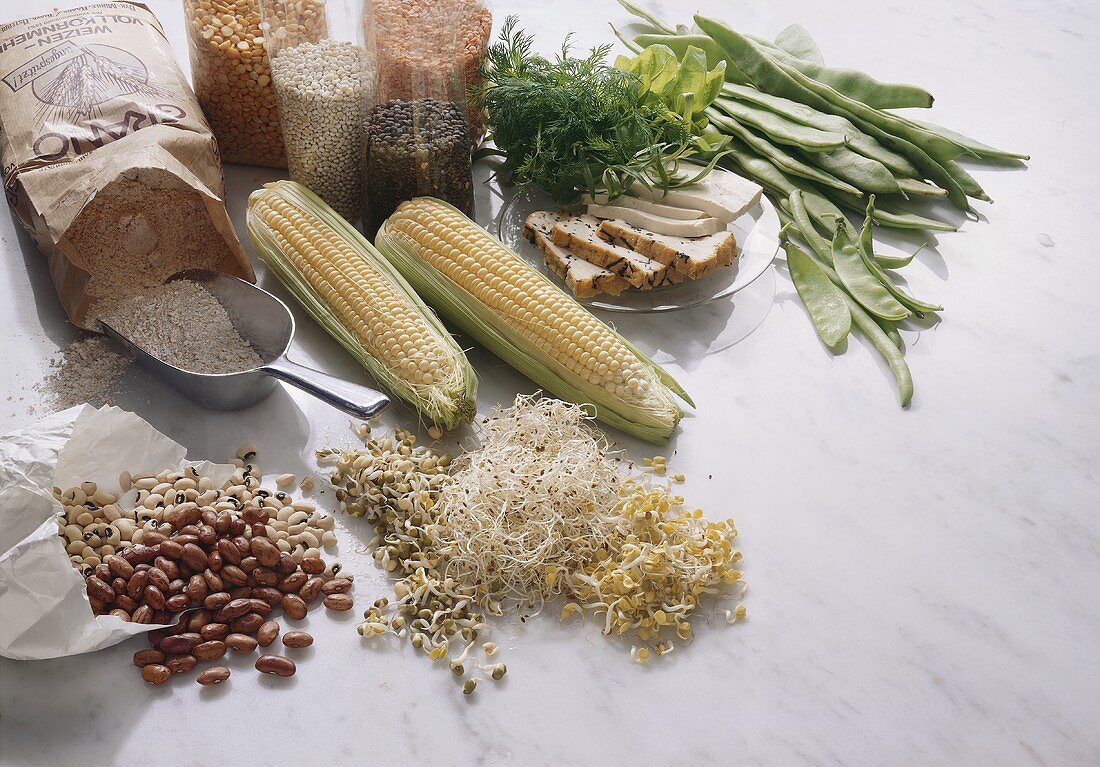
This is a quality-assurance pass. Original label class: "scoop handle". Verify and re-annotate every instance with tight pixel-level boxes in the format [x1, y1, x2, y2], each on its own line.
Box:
[263, 354, 390, 419]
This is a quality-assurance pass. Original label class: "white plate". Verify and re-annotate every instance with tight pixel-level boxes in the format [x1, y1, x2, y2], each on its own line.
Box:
[495, 187, 780, 313]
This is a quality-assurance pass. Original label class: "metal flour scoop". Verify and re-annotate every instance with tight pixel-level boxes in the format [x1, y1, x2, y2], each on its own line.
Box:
[99, 269, 390, 418]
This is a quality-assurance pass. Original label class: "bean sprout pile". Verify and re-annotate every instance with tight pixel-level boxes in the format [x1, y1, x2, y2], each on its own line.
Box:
[319, 394, 746, 692]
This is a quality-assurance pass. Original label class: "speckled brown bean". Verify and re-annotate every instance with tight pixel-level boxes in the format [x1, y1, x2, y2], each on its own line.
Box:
[109, 608, 131, 621]
[229, 517, 247, 535]
[197, 525, 217, 546]
[141, 664, 171, 685]
[250, 537, 281, 568]
[160, 633, 200, 655]
[207, 550, 223, 571]
[205, 594, 233, 611]
[232, 536, 251, 558]
[126, 570, 148, 600]
[280, 593, 307, 620]
[197, 666, 231, 686]
[321, 578, 351, 596]
[186, 574, 208, 604]
[173, 534, 199, 547]
[187, 610, 214, 632]
[158, 539, 183, 559]
[240, 556, 260, 573]
[143, 584, 166, 610]
[230, 586, 252, 600]
[299, 577, 324, 603]
[255, 655, 295, 677]
[251, 587, 283, 606]
[111, 577, 128, 596]
[300, 557, 325, 574]
[204, 569, 224, 592]
[168, 578, 187, 596]
[200, 509, 218, 527]
[107, 555, 135, 580]
[323, 593, 353, 611]
[154, 557, 179, 580]
[116, 594, 138, 613]
[217, 598, 253, 621]
[201, 622, 230, 641]
[221, 565, 248, 586]
[252, 567, 278, 587]
[215, 511, 233, 533]
[282, 631, 313, 649]
[248, 599, 272, 616]
[225, 633, 259, 653]
[276, 553, 297, 575]
[147, 567, 170, 593]
[86, 576, 114, 603]
[133, 648, 166, 667]
[257, 621, 280, 647]
[165, 594, 191, 612]
[217, 538, 242, 566]
[231, 613, 265, 634]
[194, 640, 227, 661]
[242, 506, 268, 525]
[166, 654, 198, 674]
[278, 572, 307, 594]
[143, 531, 168, 546]
[182, 543, 207, 571]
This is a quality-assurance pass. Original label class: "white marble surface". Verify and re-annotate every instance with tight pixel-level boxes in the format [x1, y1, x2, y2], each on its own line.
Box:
[1, 0, 1098, 765]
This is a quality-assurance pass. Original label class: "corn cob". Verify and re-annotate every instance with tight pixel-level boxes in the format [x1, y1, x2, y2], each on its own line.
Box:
[247, 181, 477, 429]
[375, 197, 692, 443]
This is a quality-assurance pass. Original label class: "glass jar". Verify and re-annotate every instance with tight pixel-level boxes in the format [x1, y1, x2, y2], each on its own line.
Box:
[261, 0, 368, 222]
[361, 0, 481, 235]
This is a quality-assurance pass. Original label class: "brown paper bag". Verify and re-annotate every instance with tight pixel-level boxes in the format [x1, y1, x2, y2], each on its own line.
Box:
[0, 2, 254, 329]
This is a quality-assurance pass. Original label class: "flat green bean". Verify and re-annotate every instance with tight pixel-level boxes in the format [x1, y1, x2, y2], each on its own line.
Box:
[908, 118, 1029, 162]
[798, 145, 900, 194]
[720, 85, 920, 177]
[858, 197, 943, 316]
[787, 190, 834, 264]
[695, 15, 970, 202]
[940, 159, 992, 203]
[749, 36, 934, 110]
[844, 293, 914, 407]
[774, 24, 823, 65]
[822, 186, 958, 231]
[896, 178, 948, 198]
[782, 234, 851, 347]
[618, 0, 675, 33]
[712, 98, 847, 150]
[832, 223, 910, 321]
[706, 109, 861, 194]
[873, 317, 905, 350]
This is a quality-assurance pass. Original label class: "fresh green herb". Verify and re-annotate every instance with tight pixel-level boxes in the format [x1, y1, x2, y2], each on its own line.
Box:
[473, 17, 722, 203]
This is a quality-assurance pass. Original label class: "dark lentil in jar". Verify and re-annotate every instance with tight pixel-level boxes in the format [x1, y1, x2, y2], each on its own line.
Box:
[363, 98, 473, 235]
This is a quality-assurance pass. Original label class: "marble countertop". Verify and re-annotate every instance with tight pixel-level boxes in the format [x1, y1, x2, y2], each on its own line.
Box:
[1, 0, 1097, 765]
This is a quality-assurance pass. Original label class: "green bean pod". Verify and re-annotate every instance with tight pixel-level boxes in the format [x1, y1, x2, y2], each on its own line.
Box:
[844, 293, 914, 407]
[822, 186, 958, 232]
[748, 36, 934, 109]
[797, 145, 900, 194]
[786, 190, 834, 264]
[773, 24, 823, 65]
[720, 85, 920, 177]
[782, 234, 851, 348]
[907, 118, 1029, 162]
[712, 98, 847, 150]
[706, 109, 861, 195]
[896, 178, 948, 198]
[858, 197, 943, 316]
[832, 223, 910, 321]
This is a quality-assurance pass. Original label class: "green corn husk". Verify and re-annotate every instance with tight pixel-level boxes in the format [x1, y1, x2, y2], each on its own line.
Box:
[246, 181, 477, 429]
[375, 197, 691, 444]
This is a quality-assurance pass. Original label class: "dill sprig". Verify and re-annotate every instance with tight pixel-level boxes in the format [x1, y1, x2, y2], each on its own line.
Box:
[473, 17, 704, 204]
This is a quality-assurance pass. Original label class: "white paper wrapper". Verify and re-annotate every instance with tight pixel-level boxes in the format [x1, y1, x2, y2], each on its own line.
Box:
[0, 405, 233, 660]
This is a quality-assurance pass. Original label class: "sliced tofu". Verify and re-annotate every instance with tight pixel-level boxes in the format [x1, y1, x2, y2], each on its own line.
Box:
[581, 194, 706, 221]
[549, 214, 681, 289]
[523, 212, 630, 298]
[596, 219, 738, 280]
[627, 163, 763, 223]
[586, 205, 726, 237]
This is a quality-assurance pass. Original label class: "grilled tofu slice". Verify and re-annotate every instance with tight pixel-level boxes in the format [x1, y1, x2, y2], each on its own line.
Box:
[524, 212, 629, 297]
[596, 220, 738, 280]
[549, 214, 681, 289]
[586, 205, 726, 237]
